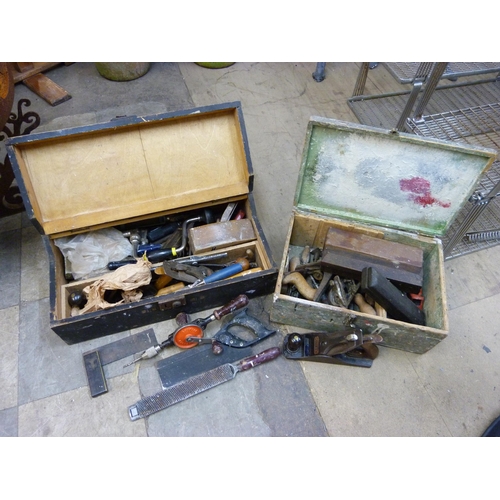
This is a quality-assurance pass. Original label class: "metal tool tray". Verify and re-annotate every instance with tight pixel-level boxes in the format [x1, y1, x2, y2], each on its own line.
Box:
[270, 117, 496, 353]
[7, 102, 278, 344]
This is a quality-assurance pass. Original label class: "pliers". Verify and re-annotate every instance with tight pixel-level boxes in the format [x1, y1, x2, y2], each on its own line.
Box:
[162, 261, 213, 284]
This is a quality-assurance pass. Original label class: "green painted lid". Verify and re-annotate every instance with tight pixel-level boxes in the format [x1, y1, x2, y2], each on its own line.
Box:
[295, 118, 497, 237]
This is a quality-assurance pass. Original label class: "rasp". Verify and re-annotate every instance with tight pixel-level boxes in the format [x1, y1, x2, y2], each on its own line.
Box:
[128, 346, 281, 421]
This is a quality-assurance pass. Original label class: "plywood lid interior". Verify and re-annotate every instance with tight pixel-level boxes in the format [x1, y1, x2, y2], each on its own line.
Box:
[14, 108, 250, 236]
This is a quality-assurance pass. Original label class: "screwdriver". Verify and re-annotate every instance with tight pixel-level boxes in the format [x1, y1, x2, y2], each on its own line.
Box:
[187, 258, 250, 288]
[108, 217, 201, 270]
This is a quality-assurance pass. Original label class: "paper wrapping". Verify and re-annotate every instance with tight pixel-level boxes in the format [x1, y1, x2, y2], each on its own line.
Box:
[79, 259, 152, 314]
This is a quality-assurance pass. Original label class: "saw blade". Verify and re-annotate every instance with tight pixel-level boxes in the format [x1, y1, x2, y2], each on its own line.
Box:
[156, 343, 253, 389]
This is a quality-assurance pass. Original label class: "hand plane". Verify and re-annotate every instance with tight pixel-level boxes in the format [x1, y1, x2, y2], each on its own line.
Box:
[282, 329, 383, 368]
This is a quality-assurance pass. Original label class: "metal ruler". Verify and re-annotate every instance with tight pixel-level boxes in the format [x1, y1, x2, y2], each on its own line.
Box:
[83, 328, 158, 397]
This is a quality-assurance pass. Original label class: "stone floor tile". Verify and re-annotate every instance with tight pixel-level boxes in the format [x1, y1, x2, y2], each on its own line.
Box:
[408, 293, 500, 437]
[0, 228, 21, 310]
[18, 298, 94, 404]
[302, 346, 452, 437]
[445, 244, 500, 311]
[17, 297, 138, 405]
[0, 407, 18, 437]
[21, 224, 49, 302]
[13, 63, 194, 134]
[0, 306, 19, 411]
[18, 373, 146, 437]
[0, 213, 21, 233]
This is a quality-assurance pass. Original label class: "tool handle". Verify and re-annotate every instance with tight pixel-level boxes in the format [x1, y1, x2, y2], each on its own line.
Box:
[214, 294, 249, 320]
[238, 347, 281, 372]
[148, 222, 181, 243]
[159, 336, 175, 349]
[108, 259, 137, 270]
[137, 243, 162, 254]
[203, 259, 250, 284]
[146, 248, 175, 263]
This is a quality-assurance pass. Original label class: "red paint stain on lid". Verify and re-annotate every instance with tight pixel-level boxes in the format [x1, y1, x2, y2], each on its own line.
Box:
[400, 177, 451, 208]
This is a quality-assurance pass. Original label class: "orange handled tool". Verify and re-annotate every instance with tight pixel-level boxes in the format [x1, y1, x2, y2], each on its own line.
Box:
[123, 294, 249, 366]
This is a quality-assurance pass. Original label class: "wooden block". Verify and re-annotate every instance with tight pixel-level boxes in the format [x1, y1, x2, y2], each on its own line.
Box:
[321, 226, 423, 290]
[11, 62, 62, 83]
[23, 73, 72, 106]
[13, 62, 34, 72]
[321, 248, 423, 291]
[324, 227, 423, 273]
[189, 219, 256, 254]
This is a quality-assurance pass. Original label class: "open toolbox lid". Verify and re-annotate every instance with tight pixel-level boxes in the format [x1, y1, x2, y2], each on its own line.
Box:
[7, 102, 252, 237]
[295, 117, 497, 237]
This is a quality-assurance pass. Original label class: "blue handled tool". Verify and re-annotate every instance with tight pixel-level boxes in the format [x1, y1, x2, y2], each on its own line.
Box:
[188, 258, 250, 288]
[137, 243, 163, 254]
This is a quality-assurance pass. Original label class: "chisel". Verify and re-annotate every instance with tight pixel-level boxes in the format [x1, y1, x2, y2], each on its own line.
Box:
[128, 346, 281, 420]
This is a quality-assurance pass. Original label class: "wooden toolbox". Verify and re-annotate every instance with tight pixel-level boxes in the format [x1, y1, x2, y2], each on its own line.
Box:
[7, 102, 278, 344]
[270, 117, 497, 354]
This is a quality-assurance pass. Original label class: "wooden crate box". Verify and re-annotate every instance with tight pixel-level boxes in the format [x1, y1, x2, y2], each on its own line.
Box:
[7, 102, 278, 344]
[271, 117, 496, 354]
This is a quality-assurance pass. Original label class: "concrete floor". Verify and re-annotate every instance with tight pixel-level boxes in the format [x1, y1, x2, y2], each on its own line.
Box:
[1, 62, 500, 438]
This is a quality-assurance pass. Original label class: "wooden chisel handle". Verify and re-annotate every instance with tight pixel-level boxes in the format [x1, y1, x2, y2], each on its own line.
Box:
[238, 347, 281, 372]
[213, 294, 249, 319]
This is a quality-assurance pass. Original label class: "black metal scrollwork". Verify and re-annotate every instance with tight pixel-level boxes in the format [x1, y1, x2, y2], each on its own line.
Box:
[0, 98, 41, 217]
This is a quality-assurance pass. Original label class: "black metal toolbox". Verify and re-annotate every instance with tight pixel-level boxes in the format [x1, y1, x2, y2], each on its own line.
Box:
[270, 117, 497, 354]
[7, 102, 278, 344]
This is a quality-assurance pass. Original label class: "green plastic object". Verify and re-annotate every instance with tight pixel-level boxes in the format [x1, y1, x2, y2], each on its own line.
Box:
[194, 62, 235, 69]
[95, 63, 151, 81]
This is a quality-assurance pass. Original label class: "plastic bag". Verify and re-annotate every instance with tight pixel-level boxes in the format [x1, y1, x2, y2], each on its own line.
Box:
[55, 228, 134, 280]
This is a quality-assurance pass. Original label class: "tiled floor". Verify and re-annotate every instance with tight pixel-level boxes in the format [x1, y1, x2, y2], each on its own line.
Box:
[1, 62, 500, 438]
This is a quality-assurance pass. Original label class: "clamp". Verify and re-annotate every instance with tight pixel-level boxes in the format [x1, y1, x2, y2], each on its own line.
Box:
[162, 261, 213, 284]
